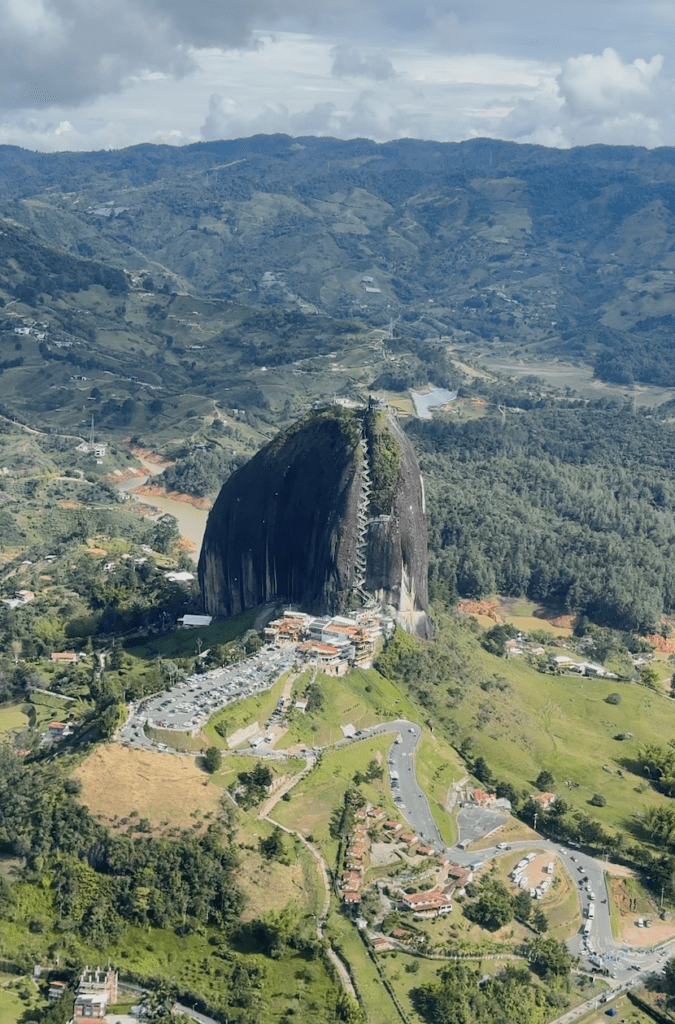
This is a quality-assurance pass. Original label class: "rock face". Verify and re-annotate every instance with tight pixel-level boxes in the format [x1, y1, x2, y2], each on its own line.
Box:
[198, 405, 432, 636]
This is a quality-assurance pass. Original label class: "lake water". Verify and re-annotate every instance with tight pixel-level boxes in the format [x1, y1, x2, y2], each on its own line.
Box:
[410, 387, 457, 419]
[115, 458, 209, 562]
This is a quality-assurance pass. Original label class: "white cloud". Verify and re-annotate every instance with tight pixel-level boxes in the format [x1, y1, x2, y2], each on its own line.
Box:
[2, 14, 675, 153]
[490, 47, 671, 148]
[558, 47, 664, 123]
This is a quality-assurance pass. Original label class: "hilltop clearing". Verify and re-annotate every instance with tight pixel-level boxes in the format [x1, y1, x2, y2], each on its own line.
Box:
[74, 744, 221, 830]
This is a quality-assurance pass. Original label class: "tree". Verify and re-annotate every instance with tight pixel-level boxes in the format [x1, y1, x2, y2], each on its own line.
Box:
[536, 770, 554, 790]
[496, 780, 519, 808]
[151, 514, 180, 554]
[108, 640, 124, 670]
[304, 681, 324, 713]
[203, 746, 222, 774]
[663, 956, 675, 1000]
[527, 936, 572, 980]
[259, 827, 285, 861]
[513, 889, 532, 923]
[640, 665, 660, 690]
[145, 980, 176, 1024]
[481, 623, 517, 656]
[605, 692, 622, 705]
[531, 907, 548, 933]
[473, 756, 494, 786]
[466, 880, 513, 931]
[589, 793, 606, 807]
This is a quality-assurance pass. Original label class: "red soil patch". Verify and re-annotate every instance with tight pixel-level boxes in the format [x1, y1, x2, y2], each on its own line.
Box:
[457, 599, 502, 623]
[646, 634, 675, 654]
[129, 483, 212, 511]
[548, 614, 577, 629]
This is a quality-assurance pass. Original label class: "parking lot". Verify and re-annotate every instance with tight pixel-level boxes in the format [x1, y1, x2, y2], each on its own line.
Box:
[118, 644, 296, 749]
[457, 806, 509, 845]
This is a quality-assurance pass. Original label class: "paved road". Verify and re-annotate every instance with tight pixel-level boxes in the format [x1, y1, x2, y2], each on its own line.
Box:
[343, 721, 673, 988]
[346, 720, 445, 850]
[115, 667, 675, 992]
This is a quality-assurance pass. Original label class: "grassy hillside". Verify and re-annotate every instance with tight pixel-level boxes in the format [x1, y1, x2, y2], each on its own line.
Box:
[382, 612, 675, 847]
[6, 137, 675, 394]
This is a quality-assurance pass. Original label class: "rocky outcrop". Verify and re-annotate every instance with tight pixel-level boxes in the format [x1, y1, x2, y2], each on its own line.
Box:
[198, 405, 432, 635]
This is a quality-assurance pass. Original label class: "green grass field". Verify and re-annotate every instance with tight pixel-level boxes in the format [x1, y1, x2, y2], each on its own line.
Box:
[203, 673, 290, 748]
[0, 984, 36, 1024]
[453, 646, 675, 838]
[102, 924, 340, 1024]
[272, 735, 399, 862]
[413, 733, 464, 846]
[324, 912, 395, 1024]
[127, 609, 257, 661]
[0, 707, 28, 733]
[283, 669, 413, 748]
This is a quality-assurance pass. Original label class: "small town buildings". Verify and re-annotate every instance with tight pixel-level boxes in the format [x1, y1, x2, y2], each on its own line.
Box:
[265, 608, 390, 672]
[48, 981, 67, 1002]
[548, 654, 576, 670]
[46, 721, 71, 740]
[73, 966, 118, 1022]
[530, 791, 556, 809]
[177, 614, 212, 628]
[51, 651, 78, 664]
[401, 887, 453, 917]
[472, 788, 497, 807]
[296, 640, 348, 675]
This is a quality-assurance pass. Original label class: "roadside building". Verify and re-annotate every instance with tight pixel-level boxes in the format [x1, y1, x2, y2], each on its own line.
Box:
[177, 614, 212, 628]
[48, 981, 67, 1002]
[472, 788, 497, 807]
[73, 966, 118, 1023]
[401, 887, 453, 917]
[530, 791, 556, 809]
[51, 651, 78, 664]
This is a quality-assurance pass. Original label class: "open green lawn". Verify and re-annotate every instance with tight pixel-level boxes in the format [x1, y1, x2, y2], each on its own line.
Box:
[105, 924, 340, 1024]
[273, 736, 399, 863]
[283, 669, 411, 748]
[127, 609, 257, 661]
[0, 707, 28, 733]
[324, 912, 395, 1024]
[453, 647, 675, 838]
[414, 733, 465, 846]
[203, 673, 290, 748]
[0, 985, 37, 1024]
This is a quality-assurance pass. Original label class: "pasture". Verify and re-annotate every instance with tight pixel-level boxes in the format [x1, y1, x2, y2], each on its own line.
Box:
[74, 744, 220, 828]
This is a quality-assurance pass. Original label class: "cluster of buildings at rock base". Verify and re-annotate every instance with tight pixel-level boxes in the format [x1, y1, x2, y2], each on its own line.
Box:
[264, 609, 394, 674]
[339, 802, 473, 920]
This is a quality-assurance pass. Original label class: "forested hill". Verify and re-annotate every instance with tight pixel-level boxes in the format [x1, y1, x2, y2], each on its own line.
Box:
[414, 402, 675, 631]
[4, 136, 675, 386]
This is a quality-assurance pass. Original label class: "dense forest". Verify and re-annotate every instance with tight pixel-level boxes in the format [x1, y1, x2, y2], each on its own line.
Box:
[0, 748, 243, 944]
[413, 400, 675, 631]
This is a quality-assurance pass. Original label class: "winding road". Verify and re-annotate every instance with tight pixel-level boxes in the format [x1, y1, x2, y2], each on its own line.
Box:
[116, 657, 675, 1003]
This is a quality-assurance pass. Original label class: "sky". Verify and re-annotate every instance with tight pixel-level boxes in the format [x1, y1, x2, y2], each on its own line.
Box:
[2, 0, 675, 152]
